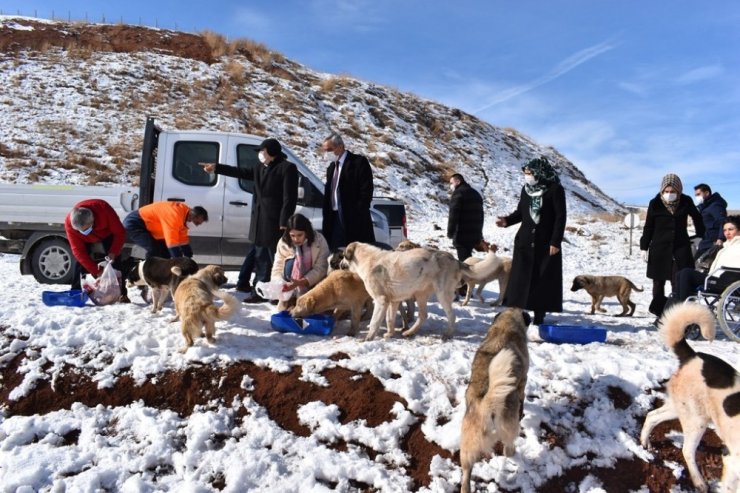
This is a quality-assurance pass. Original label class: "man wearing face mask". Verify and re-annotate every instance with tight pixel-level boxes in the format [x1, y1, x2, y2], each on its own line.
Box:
[640, 173, 704, 320]
[693, 183, 727, 259]
[495, 157, 566, 325]
[447, 173, 484, 262]
[123, 201, 208, 259]
[202, 138, 298, 303]
[321, 133, 375, 251]
[65, 199, 130, 301]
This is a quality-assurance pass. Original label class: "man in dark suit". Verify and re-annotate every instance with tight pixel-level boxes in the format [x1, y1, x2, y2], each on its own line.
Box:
[447, 173, 484, 262]
[321, 133, 375, 250]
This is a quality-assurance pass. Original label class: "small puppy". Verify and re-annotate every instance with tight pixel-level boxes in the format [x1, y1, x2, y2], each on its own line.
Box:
[290, 270, 373, 336]
[640, 302, 739, 493]
[461, 251, 512, 306]
[126, 256, 199, 313]
[570, 274, 643, 316]
[173, 265, 238, 352]
[460, 308, 530, 493]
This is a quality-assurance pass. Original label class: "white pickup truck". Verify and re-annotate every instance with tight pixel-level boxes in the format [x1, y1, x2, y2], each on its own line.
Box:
[0, 117, 404, 284]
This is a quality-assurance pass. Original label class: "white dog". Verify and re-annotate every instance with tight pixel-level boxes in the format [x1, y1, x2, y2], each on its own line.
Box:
[461, 251, 512, 306]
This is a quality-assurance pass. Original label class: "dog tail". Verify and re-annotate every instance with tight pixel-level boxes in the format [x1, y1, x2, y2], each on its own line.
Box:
[627, 279, 644, 292]
[481, 348, 518, 414]
[211, 291, 239, 320]
[659, 302, 716, 365]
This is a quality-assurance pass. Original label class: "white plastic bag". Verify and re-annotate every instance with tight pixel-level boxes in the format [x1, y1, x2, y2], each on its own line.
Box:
[255, 280, 295, 301]
[82, 259, 121, 305]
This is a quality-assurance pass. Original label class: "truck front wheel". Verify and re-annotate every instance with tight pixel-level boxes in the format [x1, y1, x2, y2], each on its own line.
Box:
[31, 238, 75, 284]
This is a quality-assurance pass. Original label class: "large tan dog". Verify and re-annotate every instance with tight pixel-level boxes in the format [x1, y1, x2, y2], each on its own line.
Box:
[172, 265, 239, 352]
[290, 270, 373, 336]
[570, 275, 643, 316]
[340, 241, 488, 340]
[640, 302, 739, 493]
[462, 251, 512, 306]
[460, 308, 530, 493]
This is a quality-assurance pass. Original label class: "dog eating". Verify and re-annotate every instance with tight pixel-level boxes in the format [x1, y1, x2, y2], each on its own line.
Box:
[570, 275, 643, 316]
[172, 265, 238, 352]
[340, 241, 488, 340]
[290, 270, 373, 336]
[640, 302, 739, 493]
[460, 308, 531, 493]
[126, 256, 199, 313]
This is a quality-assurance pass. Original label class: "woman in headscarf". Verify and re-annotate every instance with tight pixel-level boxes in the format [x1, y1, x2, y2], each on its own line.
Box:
[640, 173, 704, 320]
[496, 156, 567, 325]
[271, 213, 330, 311]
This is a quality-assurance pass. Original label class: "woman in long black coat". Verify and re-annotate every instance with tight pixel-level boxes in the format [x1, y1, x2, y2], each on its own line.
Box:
[496, 157, 567, 325]
[640, 173, 704, 317]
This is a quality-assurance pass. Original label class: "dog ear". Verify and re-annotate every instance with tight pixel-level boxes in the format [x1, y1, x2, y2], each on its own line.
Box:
[171, 266, 183, 276]
[344, 243, 355, 261]
[521, 310, 532, 326]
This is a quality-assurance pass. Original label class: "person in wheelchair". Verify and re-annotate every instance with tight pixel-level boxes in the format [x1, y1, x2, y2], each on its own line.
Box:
[674, 215, 740, 301]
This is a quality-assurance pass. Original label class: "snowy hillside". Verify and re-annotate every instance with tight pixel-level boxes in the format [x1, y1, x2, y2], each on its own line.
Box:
[0, 15, 625, 223]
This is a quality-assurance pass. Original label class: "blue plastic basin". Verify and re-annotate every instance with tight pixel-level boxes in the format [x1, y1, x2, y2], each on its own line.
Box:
[539, 324, 607, 344]
[42, 289, 89, 307]
[271, 311, 334, 336]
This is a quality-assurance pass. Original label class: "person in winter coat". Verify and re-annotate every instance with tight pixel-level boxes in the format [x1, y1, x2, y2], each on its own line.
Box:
[693, 183, 727, 258]
[640, 173, 705, 318]
[447, 173, 484, 262]
[496, 156, 567, 325]
[674, 215, 740, 301]
[202, 138, 298, 302]
[321, 133, 375, 250]
[123, 201, 208, 259]
[65, 199, 130, 302]
[270, 213, 331, 311]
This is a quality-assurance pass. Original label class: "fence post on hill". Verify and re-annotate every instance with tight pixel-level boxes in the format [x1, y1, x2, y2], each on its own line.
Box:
[623, 210, 641, 257]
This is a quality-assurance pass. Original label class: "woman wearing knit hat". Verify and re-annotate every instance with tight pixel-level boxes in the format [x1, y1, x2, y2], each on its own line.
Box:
[495, 156, 567, 325]
[640, 173, 705, 321]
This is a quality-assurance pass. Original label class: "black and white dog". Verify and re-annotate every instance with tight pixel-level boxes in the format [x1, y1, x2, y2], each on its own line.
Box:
[126, 257, 199, 313]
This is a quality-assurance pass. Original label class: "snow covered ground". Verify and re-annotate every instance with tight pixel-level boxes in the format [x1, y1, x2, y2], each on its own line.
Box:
[0, 215, 738, 492]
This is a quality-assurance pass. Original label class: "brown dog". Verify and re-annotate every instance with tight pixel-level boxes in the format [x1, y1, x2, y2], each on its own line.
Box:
[570, 275, 643, 316]
[290, 270, 373, 336]
[395, 239, 422, 251]
[640, 303, 739, 493]
[173, 265, 238, 352]
[460, 308, 530, 493]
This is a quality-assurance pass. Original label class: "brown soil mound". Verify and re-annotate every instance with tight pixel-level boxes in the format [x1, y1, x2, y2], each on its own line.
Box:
[1, 349, 726, 491]
[0, 18, 214, 63]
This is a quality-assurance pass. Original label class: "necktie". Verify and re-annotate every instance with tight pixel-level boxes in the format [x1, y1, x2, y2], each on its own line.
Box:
[331, 161, 340, 210]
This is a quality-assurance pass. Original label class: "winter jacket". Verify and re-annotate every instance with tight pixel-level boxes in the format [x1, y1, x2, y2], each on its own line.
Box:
[271, 232, 330, 287]
[696, 192, 728, 255]
[501, 183, 567, 312]
[64, 199, 126, 277]
[138, 202, 192, 248]
[640, 194, 705, 280]
[447, 182, 484, 248]
[708, 235, 740, 275]
[322, 151, 375, 246]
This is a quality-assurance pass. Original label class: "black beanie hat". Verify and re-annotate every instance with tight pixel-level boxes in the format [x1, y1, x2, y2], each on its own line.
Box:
[258, 138, 282, 157]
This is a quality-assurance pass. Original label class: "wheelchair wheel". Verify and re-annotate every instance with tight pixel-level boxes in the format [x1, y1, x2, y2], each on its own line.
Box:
[717, 280, 740, 342]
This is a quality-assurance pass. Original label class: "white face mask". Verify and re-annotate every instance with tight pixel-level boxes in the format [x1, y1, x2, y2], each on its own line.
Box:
[663, 192, 678, 202]
[449, 183, 456, 192]
[694, 195, 704, 205]
[258, 151, 267, 164]
[524, 175, 536, 186]
[79, 225, 93, 236]
[325, 151, 337, 162]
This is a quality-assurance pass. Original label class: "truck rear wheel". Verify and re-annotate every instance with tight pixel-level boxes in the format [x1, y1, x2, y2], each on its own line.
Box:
[31, 238, 74, 284]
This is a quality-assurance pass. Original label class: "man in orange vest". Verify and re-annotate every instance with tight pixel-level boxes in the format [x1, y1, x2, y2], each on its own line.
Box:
[123, 201, 208, 258]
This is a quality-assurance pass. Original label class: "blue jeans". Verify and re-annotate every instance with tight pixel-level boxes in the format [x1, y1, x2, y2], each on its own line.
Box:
[253, 245, 275, 284]
[237, 245, 256, 290]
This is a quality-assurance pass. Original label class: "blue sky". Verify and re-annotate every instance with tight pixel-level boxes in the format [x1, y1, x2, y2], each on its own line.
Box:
[3, 0, 739, 209]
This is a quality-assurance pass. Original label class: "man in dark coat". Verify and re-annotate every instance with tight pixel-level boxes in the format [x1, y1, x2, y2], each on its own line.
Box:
[496, 157, 567, 325]
[203, 138, 298, 302]
[447, 173, 484, 262]
[693, 183, 727, 258]
[640, 173, 704, 317]
[321, 133, 375, 250]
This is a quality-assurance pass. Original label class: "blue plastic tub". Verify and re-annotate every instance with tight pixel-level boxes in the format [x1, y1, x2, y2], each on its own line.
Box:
[42, 289, 89, 307]
[270, 311, 334, 336]
[539, 324, 607, 344]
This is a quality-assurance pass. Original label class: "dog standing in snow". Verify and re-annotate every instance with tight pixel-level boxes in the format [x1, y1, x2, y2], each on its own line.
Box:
[640, 302, 739, 493]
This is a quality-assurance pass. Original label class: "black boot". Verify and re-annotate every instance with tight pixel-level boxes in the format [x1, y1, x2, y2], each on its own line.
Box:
[533, 310, 545, 325]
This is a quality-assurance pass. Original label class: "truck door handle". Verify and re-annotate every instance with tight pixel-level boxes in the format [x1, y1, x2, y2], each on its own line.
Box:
[166, 198, 186, 202]
[229, 201, 250, 206]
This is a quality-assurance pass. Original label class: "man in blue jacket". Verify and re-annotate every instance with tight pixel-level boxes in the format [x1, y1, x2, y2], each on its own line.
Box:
[693, 183, 727, 258]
